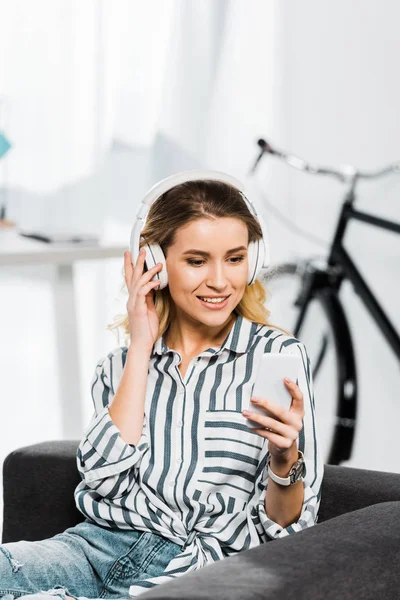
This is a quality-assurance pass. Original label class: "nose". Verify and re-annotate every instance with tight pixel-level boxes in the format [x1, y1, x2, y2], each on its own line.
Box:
[205, 261, 229, 290]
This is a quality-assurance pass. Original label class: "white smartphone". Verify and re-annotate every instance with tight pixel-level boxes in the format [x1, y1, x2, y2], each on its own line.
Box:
[245, 353, 302, 429]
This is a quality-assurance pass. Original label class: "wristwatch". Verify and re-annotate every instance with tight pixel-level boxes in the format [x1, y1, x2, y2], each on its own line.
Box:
[267, 450, 305, 486]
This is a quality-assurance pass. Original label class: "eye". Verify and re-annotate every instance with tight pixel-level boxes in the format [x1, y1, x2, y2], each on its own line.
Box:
[186, 254, 245, 267]
[229, 255, 245, 263]
[187, 259, 205, 266]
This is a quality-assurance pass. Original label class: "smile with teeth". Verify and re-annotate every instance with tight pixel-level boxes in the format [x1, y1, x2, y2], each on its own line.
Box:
[198, 296, 229, 304]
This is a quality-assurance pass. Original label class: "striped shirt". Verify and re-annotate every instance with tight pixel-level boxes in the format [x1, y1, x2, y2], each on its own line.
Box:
[74, 314, 323, 597]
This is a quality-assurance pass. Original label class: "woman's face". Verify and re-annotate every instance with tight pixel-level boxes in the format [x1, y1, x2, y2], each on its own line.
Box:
[165, 217, 249, 328]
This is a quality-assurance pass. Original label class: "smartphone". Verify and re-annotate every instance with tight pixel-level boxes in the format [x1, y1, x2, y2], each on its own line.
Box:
[245, 353, 302, 429]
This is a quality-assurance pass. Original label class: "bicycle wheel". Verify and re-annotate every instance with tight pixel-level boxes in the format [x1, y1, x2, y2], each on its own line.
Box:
[262, 262, 356, 465]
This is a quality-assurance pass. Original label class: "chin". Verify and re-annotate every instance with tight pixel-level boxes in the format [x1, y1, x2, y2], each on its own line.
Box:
[194, 306, 234, 324]
[198, 311, 230, 321]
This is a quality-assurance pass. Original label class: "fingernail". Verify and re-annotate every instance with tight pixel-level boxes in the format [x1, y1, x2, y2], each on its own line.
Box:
[284, 378, 291, 384]
[242, 410, 250, 416]
[250, 398, 259, 403]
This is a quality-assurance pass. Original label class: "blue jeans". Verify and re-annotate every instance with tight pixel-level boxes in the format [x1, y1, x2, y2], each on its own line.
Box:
[0, 520, 182, 600]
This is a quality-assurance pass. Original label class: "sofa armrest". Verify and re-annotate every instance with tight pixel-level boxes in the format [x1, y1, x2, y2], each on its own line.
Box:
[2, 440, 84, 543]
[319, 464, 400, 522]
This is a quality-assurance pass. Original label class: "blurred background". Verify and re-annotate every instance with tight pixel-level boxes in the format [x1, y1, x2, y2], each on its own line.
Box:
[1, 0, 400, 538]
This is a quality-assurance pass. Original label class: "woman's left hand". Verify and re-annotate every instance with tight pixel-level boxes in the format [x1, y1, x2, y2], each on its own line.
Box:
[242, 378, 305, 460]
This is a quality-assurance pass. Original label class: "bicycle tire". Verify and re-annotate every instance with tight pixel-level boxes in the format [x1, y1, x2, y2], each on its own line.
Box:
[263, 262, 357, 465]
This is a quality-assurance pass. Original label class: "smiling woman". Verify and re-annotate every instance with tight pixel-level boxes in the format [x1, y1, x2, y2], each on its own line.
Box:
[108, 177, 273, 349]
[0, 171, 322, 600]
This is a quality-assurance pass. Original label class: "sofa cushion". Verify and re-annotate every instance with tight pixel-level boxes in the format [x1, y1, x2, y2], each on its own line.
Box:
[138, 501, 400, 600]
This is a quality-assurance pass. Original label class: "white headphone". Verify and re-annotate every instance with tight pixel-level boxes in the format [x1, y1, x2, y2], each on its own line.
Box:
[130, 169, 270, 289]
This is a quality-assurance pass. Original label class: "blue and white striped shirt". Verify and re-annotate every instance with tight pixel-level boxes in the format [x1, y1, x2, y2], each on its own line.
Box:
[74, 314, 323, 597]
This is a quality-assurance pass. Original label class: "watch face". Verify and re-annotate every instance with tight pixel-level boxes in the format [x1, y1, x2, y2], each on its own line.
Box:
[289, 458, 305, 484]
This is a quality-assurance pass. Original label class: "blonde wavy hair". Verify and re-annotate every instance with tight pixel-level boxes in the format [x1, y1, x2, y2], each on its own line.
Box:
[107, 179, 277, 345]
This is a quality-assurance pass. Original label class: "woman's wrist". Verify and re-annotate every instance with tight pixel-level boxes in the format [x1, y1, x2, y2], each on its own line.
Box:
[269, 444, 299, 477]
[128, 342, 153, 360]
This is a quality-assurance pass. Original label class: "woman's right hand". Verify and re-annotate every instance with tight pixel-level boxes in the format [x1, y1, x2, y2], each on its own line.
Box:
[124, 248, 163, 353]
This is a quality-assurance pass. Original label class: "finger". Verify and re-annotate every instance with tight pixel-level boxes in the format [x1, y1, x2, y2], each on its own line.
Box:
[124, 251, 134, 287]
[249, 397, 303, 430]
[243, 410, 299, 439]
[127, 283, 159, 313]
[132, 247, 147, 281]
[138, 261, 163, 286]
[253, 429, 294, 448]
[124, 248, 144, 276]
[284, 379, 304, 415]
[250, 396, 288, 423]
[137, 279, 161, 297]
[127, 249, 163, 292]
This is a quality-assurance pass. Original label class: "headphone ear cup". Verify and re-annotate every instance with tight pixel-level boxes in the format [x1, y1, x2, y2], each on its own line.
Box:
[247, 240, 264, 285]
[143, 242, 168, 289]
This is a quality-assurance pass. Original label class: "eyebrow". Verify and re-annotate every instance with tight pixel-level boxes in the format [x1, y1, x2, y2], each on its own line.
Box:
[182, 246, 247, 257]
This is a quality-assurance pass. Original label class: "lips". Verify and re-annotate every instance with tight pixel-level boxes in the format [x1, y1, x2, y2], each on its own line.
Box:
[197, 295, 231, 310]
[197, 296, 229, 302]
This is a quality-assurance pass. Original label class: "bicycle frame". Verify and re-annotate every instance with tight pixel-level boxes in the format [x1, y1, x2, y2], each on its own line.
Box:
[290, 186, 400, 464]
[328, 190, 400, 360]
[252, 138, 400, 463]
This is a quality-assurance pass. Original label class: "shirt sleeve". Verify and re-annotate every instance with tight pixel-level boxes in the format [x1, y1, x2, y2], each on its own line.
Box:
[250, 339, 324, 541]
[75, 350, 149, 499]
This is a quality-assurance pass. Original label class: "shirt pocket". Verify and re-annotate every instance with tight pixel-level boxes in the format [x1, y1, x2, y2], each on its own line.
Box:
[197, 410, 263, 501]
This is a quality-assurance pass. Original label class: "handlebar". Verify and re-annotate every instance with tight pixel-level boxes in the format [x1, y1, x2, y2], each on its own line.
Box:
[252, 138, 400, 185]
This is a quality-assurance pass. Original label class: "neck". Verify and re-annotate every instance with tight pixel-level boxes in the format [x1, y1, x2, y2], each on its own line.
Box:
[165, 313, 236, 356]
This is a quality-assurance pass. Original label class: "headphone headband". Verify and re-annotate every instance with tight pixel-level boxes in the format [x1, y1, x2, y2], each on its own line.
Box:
[141, 170, 247, 206]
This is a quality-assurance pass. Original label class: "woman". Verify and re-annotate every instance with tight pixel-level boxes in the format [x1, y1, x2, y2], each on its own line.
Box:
[0, 171, 323, 600]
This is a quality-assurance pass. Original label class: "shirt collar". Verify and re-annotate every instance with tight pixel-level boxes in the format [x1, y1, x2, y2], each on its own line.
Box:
[152, 313, 256, 356]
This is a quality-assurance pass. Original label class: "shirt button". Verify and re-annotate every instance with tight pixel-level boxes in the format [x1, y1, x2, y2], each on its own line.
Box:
[177, 421, 183, 427]
[176, 458, 182, 464]
[169, 481, 174, 487]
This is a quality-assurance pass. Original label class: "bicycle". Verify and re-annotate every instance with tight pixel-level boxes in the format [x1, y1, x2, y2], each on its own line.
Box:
[251, 138, 400, 465]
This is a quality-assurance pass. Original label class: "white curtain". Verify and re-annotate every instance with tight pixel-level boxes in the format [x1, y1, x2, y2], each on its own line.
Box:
[0, 0, 106, 193]
[0, 0, 278, 194]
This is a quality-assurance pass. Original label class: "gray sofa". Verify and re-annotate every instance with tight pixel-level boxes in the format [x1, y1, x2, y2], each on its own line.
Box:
[3, 441, 400, 599]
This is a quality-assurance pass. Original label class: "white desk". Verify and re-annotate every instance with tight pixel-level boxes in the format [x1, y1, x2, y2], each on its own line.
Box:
[0, 231, 127, 438]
